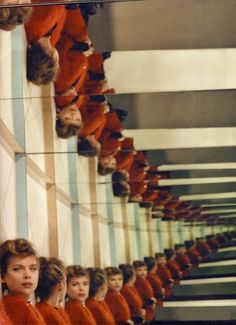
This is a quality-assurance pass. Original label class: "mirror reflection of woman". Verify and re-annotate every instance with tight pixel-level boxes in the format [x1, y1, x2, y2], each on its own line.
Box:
[25, 0, 66, 85]
[65, 265, 96, 325]
[35, 257, 71, 325]
[0, 0, 32, 31]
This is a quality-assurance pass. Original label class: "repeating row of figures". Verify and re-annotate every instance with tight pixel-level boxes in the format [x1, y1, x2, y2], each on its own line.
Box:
[0, 0, 235, 268]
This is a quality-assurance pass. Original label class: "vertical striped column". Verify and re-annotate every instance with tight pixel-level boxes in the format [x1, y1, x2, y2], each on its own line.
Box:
[146, 209, 154, 256]
[42, 90, 58, 257]
[167, 221, 173, 248]
[89, 158, 101, 266]
[134, 204, 142, 259]
[177, 221, 184, 244]
[105, 176, 117, 266]
[200, 224, 206, 238]
[12, 28, 28, 238]
[121, 199, 131, 263]
[156, 219, 163, 252]
[68, 138, 81, 263]
[189, 222, 195, 240]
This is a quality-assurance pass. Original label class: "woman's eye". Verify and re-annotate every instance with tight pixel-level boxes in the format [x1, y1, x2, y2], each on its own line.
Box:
[30, 267, 38, 272]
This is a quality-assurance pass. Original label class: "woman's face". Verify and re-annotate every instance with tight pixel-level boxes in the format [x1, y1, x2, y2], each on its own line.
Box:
[67, 276, 89, 305]
[107, 274, 123, 292]
[100, 155, 117, 169]
[2, 255, 39, 299]
[135, 266, 147, 279]
[58, 103, 82, 127]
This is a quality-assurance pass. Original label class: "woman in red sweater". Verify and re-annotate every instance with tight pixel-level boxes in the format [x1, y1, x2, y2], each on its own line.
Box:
[164, 249, 183, 284]
[25, 0, 66, 85]
[119, 264, 145, 324]
[133, 261, 156, 323]
[0, 238, 46, 325]
[86, 268, 115, 325]
[144, 257, 165, 307]
[155, 253, 174, 298]
[65, 265, 97, 325]
[104, 267, 133, 325]
[35, 257, 71, 325]
[0, 3, 32, 31]
[174, 244, 192, 278]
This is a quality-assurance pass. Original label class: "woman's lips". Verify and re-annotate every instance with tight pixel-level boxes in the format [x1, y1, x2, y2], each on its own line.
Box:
[22, 282, 33, 288]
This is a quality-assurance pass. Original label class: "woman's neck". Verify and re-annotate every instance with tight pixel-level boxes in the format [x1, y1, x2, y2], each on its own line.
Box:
[93, 292, 104, 302]
[46, 295, 61, 308]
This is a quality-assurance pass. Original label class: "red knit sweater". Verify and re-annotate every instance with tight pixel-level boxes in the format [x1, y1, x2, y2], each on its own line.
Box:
[99, 129, 121, 158]
[166, 260, 182, 283]
[88, 53, 105, 74]
[2, 295, 46, 325]
[55, 34, 88, 95]
[146, 272, 164, 306]
[86, 298, 115, 325]
[105, 290, 131, 325]
[80, 100, 106, 140]
[25, 0, 66, 46]
[0, 300, 12, 325]
[65, 300, 97, 325]
[62, 8, 88, 43]
[36, 302, 71, 325]
[157, 266, 173, 298]
[134, 277, 155, 321]
[120, 285, 143, 320]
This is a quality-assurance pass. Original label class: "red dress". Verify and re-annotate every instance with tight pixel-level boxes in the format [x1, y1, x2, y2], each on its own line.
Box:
[105, 290, 131, 325]
[24, 0, 66, 46]
[134, 277, 155, 321]
[120, 285, 143, 322]
[2, 295, 46, 325]
[65, 300, 96, 325]
[86, 298, 115, 325]
[36, 302, 71, 325]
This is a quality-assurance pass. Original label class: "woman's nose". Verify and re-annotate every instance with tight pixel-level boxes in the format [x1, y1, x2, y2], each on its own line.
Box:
[70, 104, 77, 111]
[24, 270, 31, 278]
